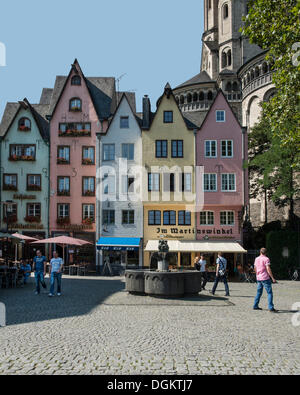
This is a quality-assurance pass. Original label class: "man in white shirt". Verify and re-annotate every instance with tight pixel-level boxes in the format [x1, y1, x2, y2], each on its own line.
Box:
[48, 251, 64, 297]
[195, 254, 208, 290]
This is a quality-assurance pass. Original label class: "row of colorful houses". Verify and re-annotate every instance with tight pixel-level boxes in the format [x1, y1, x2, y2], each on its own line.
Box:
[0, 59, 248, 273]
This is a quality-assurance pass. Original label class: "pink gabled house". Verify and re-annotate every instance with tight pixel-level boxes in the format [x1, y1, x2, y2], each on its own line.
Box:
[48, 59, 116, 265]
[196, 90, 248, 274]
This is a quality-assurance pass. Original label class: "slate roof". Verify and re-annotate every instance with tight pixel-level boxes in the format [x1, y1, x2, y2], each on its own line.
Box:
[116, 91, 136, 113]
[0, 102, 20, 137]
[39, 88, 53, 105]
[182, 111, 209, 129]
[176, 71, 213, 88]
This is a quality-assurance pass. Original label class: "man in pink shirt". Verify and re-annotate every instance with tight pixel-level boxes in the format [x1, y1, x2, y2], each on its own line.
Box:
[253, 248, 277, 312]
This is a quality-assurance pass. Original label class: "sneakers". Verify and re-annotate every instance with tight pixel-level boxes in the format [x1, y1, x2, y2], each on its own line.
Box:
[35, 291, 39, 295]
[269, 308, 278, 313]
[57, 293, 61, 296]
[48, 293, 54, 297]
[253, 307, 262, 310]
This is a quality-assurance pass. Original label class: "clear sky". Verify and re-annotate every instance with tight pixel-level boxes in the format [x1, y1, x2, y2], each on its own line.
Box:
[0, 0, 204, 118]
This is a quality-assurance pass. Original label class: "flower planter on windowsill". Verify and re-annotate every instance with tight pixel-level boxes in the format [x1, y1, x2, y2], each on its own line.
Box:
[83, 190, 95, 197]
[24, 216, 41, 223]
[57, 158, 69, 164]
[3, 215, 17, 224]
[27, 185, 42, 191]
[82, 158, 94, 165]
[3, 184, 17, 191]
[59, 130, 91, 137]
[18, 126, 31, 132]
[82, 218, 94, 225]
[9, 156, 35, 161]
[57, 191, 70, 196]
[57, 217, 70, 225]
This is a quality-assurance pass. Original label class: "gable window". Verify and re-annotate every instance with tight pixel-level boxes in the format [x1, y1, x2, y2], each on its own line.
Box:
[148, 210, 161, 225]
[57, 176, 70, 196]
[221, 174, 236, 192]
[204, 174, 217, 192]
[82, 177, 95, 196]
[71, 75, 81, 86]
[163, 173, 175, 192]
[18, 118, 31, 131]
[205, 140, 217, 158]
[221, 140, 233, 157]
[9, 145, 36, 161]
[171, 140, 183, 158]
[120, 116, 129, 129]
[220, 211, 235, 225]
[216, 110, 225, 122]
[82, 146, 95, 165]
[83, 204, 95, 223]
[57, 146, 70, 164]
[156, 140, 168, 158]
[122, 210, 135, 225]
[27, 175, 41, 191]
[178, 210, 191, 226]
[102, 210, 115, 225]
[148, 173, 160, 192]
[164, 111, 173, 123]
[163, 211, 176, 226]
[200, 211, 214, 225]
[122, 143, 134, 160]
[69, 98, 82, 112]
[3, 174, 17, 191]
[103, 144, 115, 161]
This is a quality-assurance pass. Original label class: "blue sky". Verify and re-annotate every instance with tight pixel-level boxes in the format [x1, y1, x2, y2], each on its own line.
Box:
[0, 0, 204, 118]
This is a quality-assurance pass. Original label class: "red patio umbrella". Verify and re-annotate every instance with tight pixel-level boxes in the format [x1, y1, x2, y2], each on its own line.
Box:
[31, 235, 93, 262]
[12, 233, 39, 242]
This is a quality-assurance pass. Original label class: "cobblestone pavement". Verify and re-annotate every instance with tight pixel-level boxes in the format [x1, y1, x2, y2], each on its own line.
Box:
[0, 275, 299, 375]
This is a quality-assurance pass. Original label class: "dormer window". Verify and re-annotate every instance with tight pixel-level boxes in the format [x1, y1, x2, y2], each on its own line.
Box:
[18, 117, 31, 131]
[71, 75, 81, 86]
[69, 98, 82, 112]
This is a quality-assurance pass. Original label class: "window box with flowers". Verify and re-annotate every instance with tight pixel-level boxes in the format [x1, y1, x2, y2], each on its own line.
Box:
[27, 184, 42, 191]
[57, 190, 70, 196]
[24, 215, 41, 223]
[3, 184, 17, 191]
[83, 190, 95, 197]
[82, 158, 94, 165]
[57, 217, 70, 225]
[9, 155, 18, 161]
[21, 155, 35, 161]
[82, 217, 94, 225]
[4, 215, 17, 224]
[57, 157, 69, 164]
[18, 125, 31, 132]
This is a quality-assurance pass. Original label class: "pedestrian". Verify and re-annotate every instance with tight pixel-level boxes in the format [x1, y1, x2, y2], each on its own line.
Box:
[48, 251, 64, 297]
[210, 252, 230, 296]
[195, 254, 208, 290]
[253, 248, 277, 312]
[33, 250, 47, 295]
[19, 260, 32, 286]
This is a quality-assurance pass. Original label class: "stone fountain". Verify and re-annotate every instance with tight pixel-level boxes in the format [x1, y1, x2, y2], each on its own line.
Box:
[125, 240, 202, 298]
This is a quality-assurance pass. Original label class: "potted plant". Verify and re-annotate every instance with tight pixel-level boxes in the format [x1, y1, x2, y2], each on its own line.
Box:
[24, 215, 41, 223]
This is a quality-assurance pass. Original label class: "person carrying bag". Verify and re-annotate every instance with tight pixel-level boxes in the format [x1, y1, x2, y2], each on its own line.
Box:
[210, 252, 230, 297]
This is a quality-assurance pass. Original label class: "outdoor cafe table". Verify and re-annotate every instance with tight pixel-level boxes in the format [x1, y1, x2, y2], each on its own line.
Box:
[68, 264, 80, 276]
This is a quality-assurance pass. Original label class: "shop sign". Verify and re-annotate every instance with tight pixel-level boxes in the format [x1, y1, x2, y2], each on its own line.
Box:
[60, 224, 93, 231]
[13, 223, 44, 229]
[98, 246, 138, 251]
[13, 194, 36, 200]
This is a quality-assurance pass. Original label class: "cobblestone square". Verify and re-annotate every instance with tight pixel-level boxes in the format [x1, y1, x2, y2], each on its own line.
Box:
[0, 276, 299, 375]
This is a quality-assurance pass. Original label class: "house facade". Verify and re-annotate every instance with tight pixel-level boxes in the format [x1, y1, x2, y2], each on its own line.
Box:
[0, 99, 50, 256]
[96, 94, 143, 267]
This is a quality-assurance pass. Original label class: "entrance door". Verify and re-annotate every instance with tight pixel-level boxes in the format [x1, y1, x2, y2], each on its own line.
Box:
[181, 253, 191, 268]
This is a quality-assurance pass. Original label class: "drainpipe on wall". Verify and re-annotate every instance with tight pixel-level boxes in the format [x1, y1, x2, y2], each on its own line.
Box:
[193, 129, 198, 242]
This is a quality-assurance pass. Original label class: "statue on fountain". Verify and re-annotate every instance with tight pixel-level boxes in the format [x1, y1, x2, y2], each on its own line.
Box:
[157, 239, 169, 272]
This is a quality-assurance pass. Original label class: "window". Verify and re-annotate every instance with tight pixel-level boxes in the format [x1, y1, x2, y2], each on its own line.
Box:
[57, 177, 70, 196]
[171, 140, 183, 158]
[103, 173, 116, 195]
[27, 175, 41, 191]
[59, 122, 91, 136]
[71, 75, 81, 85]
[178, 211, 191, 226]
[207, 91, 213, 101]
[58, 204, 70, 218]
[83, 204, 95, 222]
[223, 4, 229, 19]
[120, 116, 129, 129]
[164, 111, 173, 123]
[18, 117, 31, 131]
[83, 177, 95, 196]
[57, 146, 70, 164]
[204, 174, 217, 192]
[220, 211, 235, 225]
[26, 203, 41, 218]
[122, 144, 134, 160]
[216, 110, 225, 122]
[148, 210, 161, 225]
[122, 176, 135, 194]
[82, 147, 95, 165]
[200, 211, 214, 225]
[156, 140, 168, 158]
[9, 145, 36, 161]
[103, 144, 115, 161]
[221, 140, 233, 157]
[148, 173, 160, 192]
[180, 173, 192, 192]
[3, 203, 17, 223]
[122, 210, 135, 225]
[163, 173, 175, 192]
[3, 174, 17, 191]
[102, 210, 115, 225]
[205, 140, 217, 158]
[221, 174, 236, 191]
[69, 98, 82, 112]
[163, 211, 176, 226]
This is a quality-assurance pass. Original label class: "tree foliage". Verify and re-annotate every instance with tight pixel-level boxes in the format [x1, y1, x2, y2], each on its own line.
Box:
[242, 0, 300, 149]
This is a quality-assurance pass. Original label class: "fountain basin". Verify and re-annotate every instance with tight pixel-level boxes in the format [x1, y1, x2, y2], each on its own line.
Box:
[125, 270, 202, 298]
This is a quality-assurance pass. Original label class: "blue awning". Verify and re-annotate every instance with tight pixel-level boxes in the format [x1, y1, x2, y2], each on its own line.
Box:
[97, 237, 141, 251]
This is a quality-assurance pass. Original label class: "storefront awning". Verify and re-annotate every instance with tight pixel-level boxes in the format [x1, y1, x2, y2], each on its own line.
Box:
[97, 237, 141, 251]
[144, 240, 247, 253]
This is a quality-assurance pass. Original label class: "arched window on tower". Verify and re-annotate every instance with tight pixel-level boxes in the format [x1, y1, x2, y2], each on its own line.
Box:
[227, 50, 232, 67]
[199, 91, 205, 101]
[225, 82, 232, 92]
[193, 92, 198, 102]
[262, 62, 268, 74]
[232, 81, 239, 92]
[207, 91, 213, 101]
[180, 95, 185, 105]
[208, 0, 212, 9]
[223, 4, 229, 19]
[255, 66, 260, 78]
[187, 93, 192, 103]
[222, 51, 227, 68]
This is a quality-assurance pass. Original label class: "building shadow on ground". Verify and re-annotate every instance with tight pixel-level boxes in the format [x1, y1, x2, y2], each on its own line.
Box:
[0, 276, 125, 326]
